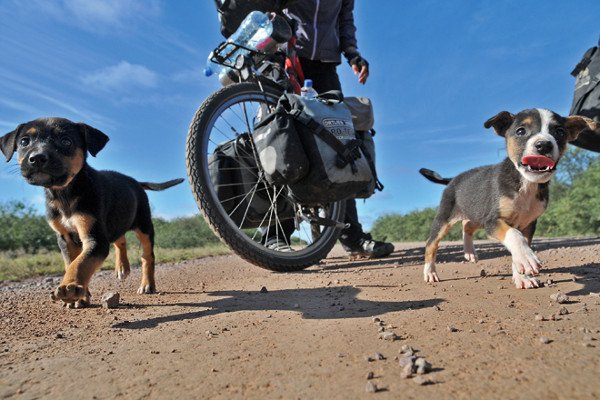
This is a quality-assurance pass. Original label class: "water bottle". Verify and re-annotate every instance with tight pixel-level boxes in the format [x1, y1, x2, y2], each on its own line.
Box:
[301, 79, 318, 100]
[204, 11, 274, 85]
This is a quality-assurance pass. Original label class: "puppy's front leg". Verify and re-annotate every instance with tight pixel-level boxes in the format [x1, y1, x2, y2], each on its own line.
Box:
[49, 219, 82, 267]
[51, 214, 109, 307]
[462, 220, 479, 263]
[489, 219, 541, 289]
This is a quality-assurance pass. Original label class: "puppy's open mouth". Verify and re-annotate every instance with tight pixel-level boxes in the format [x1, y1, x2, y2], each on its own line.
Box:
[520, 155, 556, 173]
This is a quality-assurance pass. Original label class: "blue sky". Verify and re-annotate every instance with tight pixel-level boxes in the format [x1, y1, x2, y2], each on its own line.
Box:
[0, 0, 598, 228]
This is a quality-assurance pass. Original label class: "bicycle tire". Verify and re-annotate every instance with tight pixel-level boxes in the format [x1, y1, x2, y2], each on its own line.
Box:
[186, 82, 345, 272]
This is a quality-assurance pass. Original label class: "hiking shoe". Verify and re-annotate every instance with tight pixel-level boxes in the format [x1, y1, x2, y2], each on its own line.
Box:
[347, 236, 394, 259]
[265, 240, 293, 252]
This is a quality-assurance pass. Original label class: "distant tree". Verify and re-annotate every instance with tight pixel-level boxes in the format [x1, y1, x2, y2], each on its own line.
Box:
[153, 216, 220, 248]
[0, 201, 55, 252]
[537, 154, 600, 237]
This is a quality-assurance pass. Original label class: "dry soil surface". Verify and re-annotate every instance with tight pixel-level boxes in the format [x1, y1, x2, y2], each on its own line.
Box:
[1, 238, 600, 400]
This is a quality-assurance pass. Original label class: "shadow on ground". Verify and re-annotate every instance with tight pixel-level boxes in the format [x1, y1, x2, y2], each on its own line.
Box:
[320, 236, 600, 270]
[113, 286, 443, 330]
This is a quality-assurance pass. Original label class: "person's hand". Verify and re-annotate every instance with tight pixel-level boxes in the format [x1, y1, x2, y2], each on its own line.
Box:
[349, 54, 369, 84]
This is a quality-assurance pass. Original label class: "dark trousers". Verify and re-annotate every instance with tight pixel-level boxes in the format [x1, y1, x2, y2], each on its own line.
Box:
[273, 57, 365, 248]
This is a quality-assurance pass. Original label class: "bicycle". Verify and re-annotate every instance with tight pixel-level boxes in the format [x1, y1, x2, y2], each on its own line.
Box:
[185, 14, 347, 272]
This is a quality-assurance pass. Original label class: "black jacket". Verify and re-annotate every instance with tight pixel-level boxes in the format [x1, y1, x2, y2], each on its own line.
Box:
[285, 0, 359, 63]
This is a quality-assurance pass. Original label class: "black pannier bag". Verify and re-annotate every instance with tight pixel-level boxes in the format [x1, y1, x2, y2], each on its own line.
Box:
[569, 42, 600, 152]
[253, 91, 378, 205]
[208, 133, 294, 228]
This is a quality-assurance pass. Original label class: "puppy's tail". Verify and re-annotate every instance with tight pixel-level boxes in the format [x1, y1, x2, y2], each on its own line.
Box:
[140, 178, 185, 191]
[419, 168, 452, 185]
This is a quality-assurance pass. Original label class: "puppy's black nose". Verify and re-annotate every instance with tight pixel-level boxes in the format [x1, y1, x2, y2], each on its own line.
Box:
[28, 153, 48, 166]
[535, 140, 553, 154]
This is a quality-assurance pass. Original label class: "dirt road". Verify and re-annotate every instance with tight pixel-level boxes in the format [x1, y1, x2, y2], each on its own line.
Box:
[1, 238, 599, 399]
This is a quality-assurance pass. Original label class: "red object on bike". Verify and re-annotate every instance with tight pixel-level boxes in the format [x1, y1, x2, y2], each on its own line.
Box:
[285, 36, 304, 94]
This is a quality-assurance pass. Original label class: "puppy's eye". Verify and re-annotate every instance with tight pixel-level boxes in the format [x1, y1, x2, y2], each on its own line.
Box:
[60, 137, 72, 147]
[555, 127, 566, 136]
[19, 137, 31, 147]
[515, 127, 526, 136]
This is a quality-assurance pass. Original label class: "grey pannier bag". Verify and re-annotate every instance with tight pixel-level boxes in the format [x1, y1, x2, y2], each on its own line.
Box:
[344, 96, 383, 198]
[253, 90, 376, 205]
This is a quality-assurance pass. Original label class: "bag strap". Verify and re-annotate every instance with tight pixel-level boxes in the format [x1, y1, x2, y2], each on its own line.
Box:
[316, 90, 344, 103]
[358, 130, 384, 192]
[289, 108, 362, 173]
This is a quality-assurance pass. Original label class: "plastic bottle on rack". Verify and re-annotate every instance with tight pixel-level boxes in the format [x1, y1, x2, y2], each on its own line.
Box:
[300, 79, 318, 100]
[204, 11, 274, 85]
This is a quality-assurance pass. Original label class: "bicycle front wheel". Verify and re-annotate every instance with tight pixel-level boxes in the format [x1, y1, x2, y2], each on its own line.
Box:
[185, 82, 345, 272]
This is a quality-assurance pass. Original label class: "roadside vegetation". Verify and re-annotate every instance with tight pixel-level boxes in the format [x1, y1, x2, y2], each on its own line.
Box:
[2, 149, 598, 281]
[0, 206, 228, 281]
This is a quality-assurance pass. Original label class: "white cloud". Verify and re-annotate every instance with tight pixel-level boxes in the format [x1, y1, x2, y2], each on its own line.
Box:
[63, 0, 160, 26]
[81, 61, 159, 92]
[22, 0, 162, 33]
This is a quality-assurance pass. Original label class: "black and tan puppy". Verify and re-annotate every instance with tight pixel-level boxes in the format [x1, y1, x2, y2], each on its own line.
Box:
[423, 109, 597, 289]
[0, 118, 183, 307]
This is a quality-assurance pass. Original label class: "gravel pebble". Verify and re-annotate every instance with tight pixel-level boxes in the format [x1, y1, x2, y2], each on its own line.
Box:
[400, 363, 413, 379]
[534, 314, 545, 321]
[557, 307, 569, 316]
[378, 331, 399, 341]
[259, 286, 268, 293]
[447, 326, 459, 332]
[365, 381, 378, 393]
[399, 355, 416, 368]
[550, 292, 569, 304]
[415, 357, 432, 374]
[366, 371, 374, 380]
[539, 336, 551, 344]
[400, 345, 414, 356]
[413, 376, 434, 386]
[101, 292, 120, 309]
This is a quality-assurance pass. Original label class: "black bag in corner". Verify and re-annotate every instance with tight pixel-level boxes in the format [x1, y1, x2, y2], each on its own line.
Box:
[569, 43, 600, 152]
[208, 133, 294, 228]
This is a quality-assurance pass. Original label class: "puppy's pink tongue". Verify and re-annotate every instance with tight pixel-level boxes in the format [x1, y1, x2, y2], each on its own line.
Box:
[521, 155, 555, 169]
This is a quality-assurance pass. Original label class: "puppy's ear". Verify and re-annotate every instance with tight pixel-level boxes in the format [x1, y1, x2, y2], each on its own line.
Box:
[78, 123, 109, 157]
[484, 111, 514, 137]
[0, 124, 23, 162]
[564, 115, 599, 142]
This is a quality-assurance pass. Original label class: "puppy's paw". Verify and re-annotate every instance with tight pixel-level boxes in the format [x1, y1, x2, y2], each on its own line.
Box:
[66, 298, 91, 309]
[464, 251, 478, 263]
[423, 263, 440, 283]
[52, 283, 87, 303]
[115, 266, 130, 281]
[512, 248, 542, 276]
[137, 284, 156, 294]
[512, 273, 540, 289]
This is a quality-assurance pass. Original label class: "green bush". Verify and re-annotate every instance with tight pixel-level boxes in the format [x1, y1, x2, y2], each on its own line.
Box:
[152, 216, 220, 248]
[0, 201, 56, 252]
[537, 155, 600, 236]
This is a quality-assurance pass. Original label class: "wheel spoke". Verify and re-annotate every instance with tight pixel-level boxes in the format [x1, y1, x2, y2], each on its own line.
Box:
[186, 83, 345, 270]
